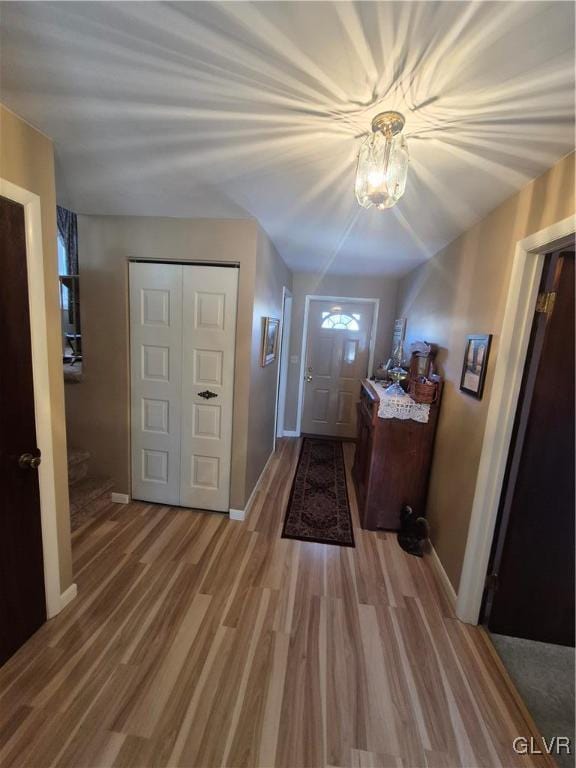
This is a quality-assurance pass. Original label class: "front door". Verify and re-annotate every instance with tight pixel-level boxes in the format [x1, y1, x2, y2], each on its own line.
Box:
[485, 249, 575, 646]
[301, 300, 374, 438]
[0, 195, 46, 665]
[129, 262, 238, 512]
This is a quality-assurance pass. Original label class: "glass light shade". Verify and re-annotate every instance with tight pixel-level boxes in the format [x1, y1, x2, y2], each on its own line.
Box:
[355, 131, 409, 210]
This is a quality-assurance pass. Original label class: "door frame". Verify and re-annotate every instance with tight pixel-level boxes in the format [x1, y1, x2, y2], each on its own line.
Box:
[295, 295, 380, 437]
[0, 177, 70, 619]
[457, 215, 576, 624]
[274, 286, 292, 445]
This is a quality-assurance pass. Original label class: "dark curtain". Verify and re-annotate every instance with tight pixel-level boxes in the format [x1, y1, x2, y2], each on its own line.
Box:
[56, 205, 80, 331]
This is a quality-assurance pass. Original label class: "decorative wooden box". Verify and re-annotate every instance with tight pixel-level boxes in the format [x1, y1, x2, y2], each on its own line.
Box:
[352, 379, 442, 531]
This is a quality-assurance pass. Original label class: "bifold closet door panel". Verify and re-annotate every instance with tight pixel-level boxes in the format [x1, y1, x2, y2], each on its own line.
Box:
[129, 262, 183, 505]
[180, 266, 238, 512]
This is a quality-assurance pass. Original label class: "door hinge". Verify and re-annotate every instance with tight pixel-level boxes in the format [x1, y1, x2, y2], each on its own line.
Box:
[535, 291, 556, 315]
[485, 572, 499, 591]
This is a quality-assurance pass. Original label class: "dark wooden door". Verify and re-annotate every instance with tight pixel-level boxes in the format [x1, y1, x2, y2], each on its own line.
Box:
[486, 249, 575, 646]
[0, 195, 46, 665]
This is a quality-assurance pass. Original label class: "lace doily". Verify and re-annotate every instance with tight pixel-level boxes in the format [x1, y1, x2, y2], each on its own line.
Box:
[372, 383, 430, 423]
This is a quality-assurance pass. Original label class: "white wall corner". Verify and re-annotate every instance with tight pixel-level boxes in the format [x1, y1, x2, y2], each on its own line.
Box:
[426, 544, 457, 610]
[58, 583, 78, 614]
[229, 449, 276, 522]
[111, 492, 130, 504]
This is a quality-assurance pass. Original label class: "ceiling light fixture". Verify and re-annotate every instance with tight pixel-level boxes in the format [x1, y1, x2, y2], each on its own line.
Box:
[355, 111, 409, 210]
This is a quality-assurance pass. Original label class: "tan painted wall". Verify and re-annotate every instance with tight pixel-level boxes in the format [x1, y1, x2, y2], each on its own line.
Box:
[0, 105, 73, 590]
[396, 152, 575, 591]
[245, 227, 293, 495]
[65, 215, 291, 510]
[284, 272, 399, 432]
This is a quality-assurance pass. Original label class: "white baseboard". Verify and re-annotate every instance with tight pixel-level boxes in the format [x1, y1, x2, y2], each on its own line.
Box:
[111, 492, 130, 504]
[59, 583, 78, 611]
[229, 450, 276, 522]
[427, 544, 457, 609]
[282, 430, 300, 437]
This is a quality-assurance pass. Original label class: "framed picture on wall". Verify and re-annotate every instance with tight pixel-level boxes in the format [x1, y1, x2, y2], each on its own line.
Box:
[460, 334, 492, 399]
[261, 317, 280, 367]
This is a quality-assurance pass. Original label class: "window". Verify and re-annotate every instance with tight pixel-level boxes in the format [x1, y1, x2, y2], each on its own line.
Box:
[57, 233, 69, 310]
[56, 205, 82, 371]
[321, 311, 360, 330]
[57, 232, 68, 276]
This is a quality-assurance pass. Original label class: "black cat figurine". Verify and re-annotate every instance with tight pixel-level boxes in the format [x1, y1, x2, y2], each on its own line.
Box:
[398, 505, 430, 557]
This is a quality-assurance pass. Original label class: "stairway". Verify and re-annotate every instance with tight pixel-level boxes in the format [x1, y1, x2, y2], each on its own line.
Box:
[68, 448, 114, 531]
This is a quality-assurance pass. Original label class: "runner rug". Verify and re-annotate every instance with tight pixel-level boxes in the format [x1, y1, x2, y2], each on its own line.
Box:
[281, 438, 355, 547]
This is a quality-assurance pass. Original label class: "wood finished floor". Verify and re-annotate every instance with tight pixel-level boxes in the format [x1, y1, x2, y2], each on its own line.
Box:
[0, 439, 551, 768]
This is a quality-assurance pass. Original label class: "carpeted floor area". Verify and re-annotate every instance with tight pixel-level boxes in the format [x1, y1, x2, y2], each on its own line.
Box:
[490, 633, 575, 768]
[281, 437, 354, 547]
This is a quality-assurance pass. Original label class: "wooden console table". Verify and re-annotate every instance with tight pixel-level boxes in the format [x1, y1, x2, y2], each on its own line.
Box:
[352, 379, 441, 531]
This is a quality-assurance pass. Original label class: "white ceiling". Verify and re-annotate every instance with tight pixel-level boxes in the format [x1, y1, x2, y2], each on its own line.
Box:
[1, 1, 574, 276]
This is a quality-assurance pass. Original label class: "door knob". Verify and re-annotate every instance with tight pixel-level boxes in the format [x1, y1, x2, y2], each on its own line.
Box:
[18, 453, 41, 470]
[305, 374, 313, 382]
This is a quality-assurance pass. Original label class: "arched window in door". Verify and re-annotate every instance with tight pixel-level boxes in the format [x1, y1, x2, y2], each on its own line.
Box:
[320, 311, 360, 330]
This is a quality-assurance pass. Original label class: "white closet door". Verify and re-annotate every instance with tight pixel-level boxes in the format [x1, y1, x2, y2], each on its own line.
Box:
[129, 262, 183, 504]
[180, 266, 238, 512]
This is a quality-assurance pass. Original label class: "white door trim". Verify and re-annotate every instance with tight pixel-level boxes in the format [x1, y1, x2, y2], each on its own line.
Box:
[274, 287, 292, 445]
[456, 214, 576, 624]
[295, 295, 380, 436]
[0, 176, 73, 618]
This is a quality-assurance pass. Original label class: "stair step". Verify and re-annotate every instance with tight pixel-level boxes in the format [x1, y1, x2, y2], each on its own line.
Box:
[69, 475, 114, 519]
[67, 448, 91, 485]
[68, 448, 90, 468]
[70, 492, 114, 533]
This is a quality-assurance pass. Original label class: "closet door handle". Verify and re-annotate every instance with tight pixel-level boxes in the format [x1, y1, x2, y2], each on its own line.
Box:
[198, 390, 218, 400]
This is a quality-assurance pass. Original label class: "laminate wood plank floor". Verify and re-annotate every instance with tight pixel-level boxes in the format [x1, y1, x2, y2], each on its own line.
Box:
[0, 439, 551, 768]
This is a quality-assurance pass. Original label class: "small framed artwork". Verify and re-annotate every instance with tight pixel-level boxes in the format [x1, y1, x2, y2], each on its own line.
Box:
[261, 317, 280, 367]
[392, 317, 407, 350]
[460, 334, 492, 399]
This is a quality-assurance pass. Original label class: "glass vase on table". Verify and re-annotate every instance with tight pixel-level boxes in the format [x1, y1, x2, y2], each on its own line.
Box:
[385, 338, 408, 397]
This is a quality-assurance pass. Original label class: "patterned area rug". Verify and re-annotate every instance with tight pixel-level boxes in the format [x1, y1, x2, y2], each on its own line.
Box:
[281, 438, 354, 547]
